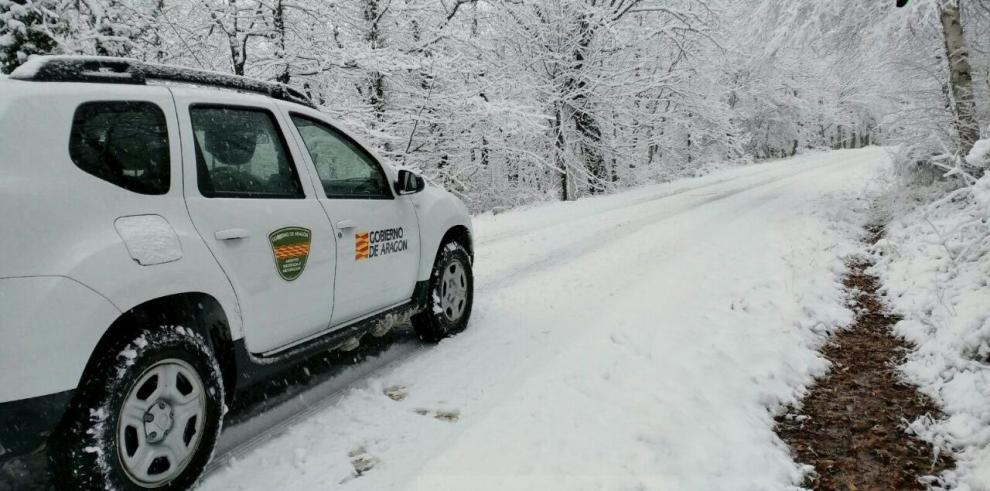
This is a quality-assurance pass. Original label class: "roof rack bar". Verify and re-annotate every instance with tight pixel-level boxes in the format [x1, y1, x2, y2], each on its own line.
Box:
[9, 56, 316, 109]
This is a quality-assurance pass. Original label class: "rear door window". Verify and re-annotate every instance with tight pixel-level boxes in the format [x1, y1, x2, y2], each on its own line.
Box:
[190, 106, 305, 199]
[68, 101, 170, 195]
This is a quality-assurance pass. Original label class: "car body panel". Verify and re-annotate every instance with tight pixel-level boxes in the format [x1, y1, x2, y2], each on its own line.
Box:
[278, 103, 423, 325]
[410, 183, 474, 273]
[0, 68, 473, 462]
[170, 88, 337, 353]
[0, 276, 119, 401]
[0, 81, 243, 334]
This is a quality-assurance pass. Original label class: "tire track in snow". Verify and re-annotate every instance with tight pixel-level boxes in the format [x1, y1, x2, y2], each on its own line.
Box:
[386, 152, 882, 491]
[477, 160, 792, 247]
[208, 337, 427, 475]
[204, 166, 811, 477]
[203, 151, 873, 484]
[477, 155, 862, 293]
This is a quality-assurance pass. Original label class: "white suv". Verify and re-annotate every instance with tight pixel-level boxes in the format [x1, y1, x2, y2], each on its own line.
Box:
[0, 56, 474, 489]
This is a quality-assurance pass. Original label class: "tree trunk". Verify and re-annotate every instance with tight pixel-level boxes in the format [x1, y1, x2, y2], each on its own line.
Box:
[226, 0, 245, 75]
[151, 0, 166, 62]
[364, 0, 386, 125]
[686, 112, 693, 163]
[568, 15, 606, 196]
[552, 105, 569, 201]
[273, 0, 289, 84]
[480, 136, 490, 168]
[939, 0, 980, 156]
[210, 0, 246, 75]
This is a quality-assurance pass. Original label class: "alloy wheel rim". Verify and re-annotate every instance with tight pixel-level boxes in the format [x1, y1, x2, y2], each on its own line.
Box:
[117, 358, 207, 488]
[439, 259, 469, 322]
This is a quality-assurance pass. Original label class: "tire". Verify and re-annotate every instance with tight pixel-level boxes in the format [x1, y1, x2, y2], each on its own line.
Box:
[49, 325, 225, 490]
[412, 241, 474, 342]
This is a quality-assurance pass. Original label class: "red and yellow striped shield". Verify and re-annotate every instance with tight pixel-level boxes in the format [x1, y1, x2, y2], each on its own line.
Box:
[268, 227, 312, 281]
[355, 232, 370, 261]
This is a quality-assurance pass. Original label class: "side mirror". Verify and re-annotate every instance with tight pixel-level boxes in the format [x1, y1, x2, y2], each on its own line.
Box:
[395, 169, 425, 195]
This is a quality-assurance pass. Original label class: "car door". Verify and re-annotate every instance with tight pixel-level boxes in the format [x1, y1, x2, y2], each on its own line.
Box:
[173, 91, 336, 354]
[282, 108, 421, 325]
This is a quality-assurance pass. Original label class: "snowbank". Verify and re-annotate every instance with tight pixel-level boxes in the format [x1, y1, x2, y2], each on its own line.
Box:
[874, 173, 990, 490]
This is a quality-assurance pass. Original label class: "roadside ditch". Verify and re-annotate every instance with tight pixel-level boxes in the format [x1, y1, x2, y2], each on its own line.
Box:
[775, 226, 955, 490]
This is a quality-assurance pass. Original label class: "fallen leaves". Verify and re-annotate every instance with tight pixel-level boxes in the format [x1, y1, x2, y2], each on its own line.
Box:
[775, 254, 954, 490]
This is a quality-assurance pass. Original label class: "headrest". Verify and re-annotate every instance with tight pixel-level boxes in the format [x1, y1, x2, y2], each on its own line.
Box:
[204, 123, 257, 167]
[107, 118, 168, 172]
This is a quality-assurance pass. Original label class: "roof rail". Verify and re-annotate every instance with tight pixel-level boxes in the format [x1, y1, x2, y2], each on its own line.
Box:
[9, 56, 316, 109]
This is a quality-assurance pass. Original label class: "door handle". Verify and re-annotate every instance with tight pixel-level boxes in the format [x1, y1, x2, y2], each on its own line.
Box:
[336, 220, 357, 230]
[215, 228, 251, 240]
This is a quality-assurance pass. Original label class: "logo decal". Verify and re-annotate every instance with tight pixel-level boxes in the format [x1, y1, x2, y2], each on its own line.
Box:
[269, 227, 312, 281]
[355, 232, 370, 261]
[355, 227, 407, 261]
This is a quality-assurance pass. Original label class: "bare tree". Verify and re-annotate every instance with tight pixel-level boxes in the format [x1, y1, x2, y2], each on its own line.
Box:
[940, 0, 980, 156]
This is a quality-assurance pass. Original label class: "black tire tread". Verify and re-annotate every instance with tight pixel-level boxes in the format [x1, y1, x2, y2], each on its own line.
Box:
[49, 325, 224, 490]
[412, 241, 474, 342]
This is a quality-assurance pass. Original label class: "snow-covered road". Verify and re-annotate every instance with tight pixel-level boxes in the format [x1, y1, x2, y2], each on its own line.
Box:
[202, 148, 888, 491]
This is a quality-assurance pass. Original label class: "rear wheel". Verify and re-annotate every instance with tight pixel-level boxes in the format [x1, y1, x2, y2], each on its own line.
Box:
[50, 325, 224, 490]
[412, 241, 474, 342]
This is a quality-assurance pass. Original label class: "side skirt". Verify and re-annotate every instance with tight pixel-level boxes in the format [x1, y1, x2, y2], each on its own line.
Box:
[230, 281, 429, 391]
[0, 389, 75, 462]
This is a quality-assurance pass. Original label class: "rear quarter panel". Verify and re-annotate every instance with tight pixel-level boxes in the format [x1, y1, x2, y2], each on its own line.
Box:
[0, 81, 243, 337]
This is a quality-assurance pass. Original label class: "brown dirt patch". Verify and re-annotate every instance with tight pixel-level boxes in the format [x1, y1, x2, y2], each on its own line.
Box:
[775, 237, 954, 489]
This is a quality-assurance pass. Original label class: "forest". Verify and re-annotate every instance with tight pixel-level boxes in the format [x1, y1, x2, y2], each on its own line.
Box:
[3, 1, 990, 489]
[2, 0, 987, 212]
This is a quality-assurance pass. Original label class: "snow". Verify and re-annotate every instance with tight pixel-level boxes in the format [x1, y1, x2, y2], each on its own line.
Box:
[873, 172, 990, 490]
[201, 148, 888, 490]
[966, 138, 990, 168]
[7, 55, 44, 78]
[113, 214, 183, 266]
[976, 174, 990, 216]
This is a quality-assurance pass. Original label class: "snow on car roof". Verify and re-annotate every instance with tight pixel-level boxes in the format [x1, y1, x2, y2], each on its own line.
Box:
[9, 55, 316, 108]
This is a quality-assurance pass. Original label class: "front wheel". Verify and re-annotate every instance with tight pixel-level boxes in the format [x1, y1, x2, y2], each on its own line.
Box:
[412, 241, 474, 342]
[49, 325, 225, 490]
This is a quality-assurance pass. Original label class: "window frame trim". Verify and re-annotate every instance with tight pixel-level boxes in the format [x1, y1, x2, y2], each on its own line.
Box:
[189, 103, 307, 200]
[67, 100, 172, 196]
[288, 112, 395, 201]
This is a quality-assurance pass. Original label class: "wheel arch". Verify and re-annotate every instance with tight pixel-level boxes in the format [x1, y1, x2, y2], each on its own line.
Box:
[440, 225, 473, 261]
[78, 292, 238, 404]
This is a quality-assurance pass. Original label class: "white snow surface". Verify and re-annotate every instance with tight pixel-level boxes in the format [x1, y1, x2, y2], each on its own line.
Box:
[966, 138, 990, 168]
[202, 148, 889, 491]
[874, 172, 990, 490]
[113, 214, 183, 266]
